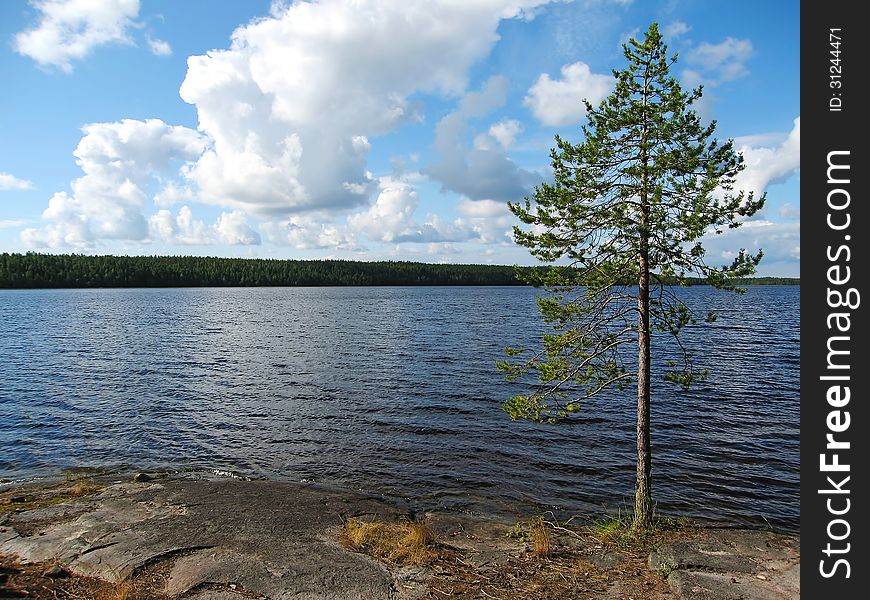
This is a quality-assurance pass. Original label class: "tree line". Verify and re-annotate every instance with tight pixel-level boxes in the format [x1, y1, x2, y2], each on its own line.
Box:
[0, 253, 796, 289]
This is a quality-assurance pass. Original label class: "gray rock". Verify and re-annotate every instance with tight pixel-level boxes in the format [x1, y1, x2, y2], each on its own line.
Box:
[590, 550, 626, 569]
[650, 530, 800, 600]
[649, 538, 756, 573]
[669, 569, 799, 600]
[42, 564, 68, 578]
[1, 478, 404, 599]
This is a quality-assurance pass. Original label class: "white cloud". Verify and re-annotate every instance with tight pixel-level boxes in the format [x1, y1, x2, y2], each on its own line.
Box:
[0, 219, 30, 228]
[664, 21, 690, 39]
[778, 202, 799, 220]
[22, 119, 207, 248]
[685, 37, 753, 85]
[0, 172, 35, 190]
[735, 117, 800, 198]
[22, 0, 560, 252]
[702, 219, 800, 266]
[178, 0, 551, 218]
[457, 198, 515, 244]
[488, 119, 523, 149]
[148, 206, 209, 245]
[456, 198, 509, 219]
[427, 77, 539, 203]
[215, 211, 260, 245]
[147, 36, 172, 56]
[524, 62, 613, 127]
[428, 112, 537, 202]
[14, 0, 140, 72]
[260, 217, 359, 250]
[148, 206, 260, 245]
[153, 181, 196, 207]
[698, 118, 801, 274]
[347, 180, 418, 243]
[347, 178, 477, 244]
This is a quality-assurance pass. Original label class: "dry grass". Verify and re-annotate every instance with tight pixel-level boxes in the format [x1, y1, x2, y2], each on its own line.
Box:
[530, 518, 552, 557]
[69, 478, 103, 497]
[342, 516, 438, 565]
[90, 578, 134, 600]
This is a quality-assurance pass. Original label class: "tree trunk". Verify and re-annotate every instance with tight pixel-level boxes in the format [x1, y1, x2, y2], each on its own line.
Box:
[633, 65, 654, 531]
[633, 245, 653, 530]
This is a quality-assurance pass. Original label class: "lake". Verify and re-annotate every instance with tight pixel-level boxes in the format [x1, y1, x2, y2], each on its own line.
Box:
[0, 286, 799, 529]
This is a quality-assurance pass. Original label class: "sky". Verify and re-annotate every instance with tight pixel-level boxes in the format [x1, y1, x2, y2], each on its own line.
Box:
[0, 0, 800, 276]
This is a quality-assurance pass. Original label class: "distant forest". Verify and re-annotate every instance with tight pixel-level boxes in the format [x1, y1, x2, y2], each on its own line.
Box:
[0, 253, 799, 288]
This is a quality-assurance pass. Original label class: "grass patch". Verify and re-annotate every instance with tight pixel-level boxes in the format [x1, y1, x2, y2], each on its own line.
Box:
[0, 494, 70, 514]
[69, 478, 103, 497]
[0, 479, 104, 514]
[656, 560, 678, 580]
[588, 513, 695, 556]
[341, 516, 438, 565]
[505, 515, 553, 556]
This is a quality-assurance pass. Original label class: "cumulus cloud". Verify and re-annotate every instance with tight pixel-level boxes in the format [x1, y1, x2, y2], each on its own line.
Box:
[148, 206, 260, 245]
[697, 118, 801, 274]
[429, 114, 537, 202]
[14, 0, 140, 72]
[487, 119, 523, 149]
[147, 36, 172, 56]
[148, 206, 209, 245]
[348, 178, 477, 244]
[21, 119, 207, 248]
[260, 217, 359, 250]
[734, 117, 800, 198]
[702, 219, 800, 266]
[0, 172, 34, 191]
[684, 37, 753, 87]
[457, 198, 516, 244]
[524, 62, 613, 127]
[22, 0, 558, 250]
[178, 0, 551, 218]
[427, 77, 539, 203]
[215, 211, 260, 245]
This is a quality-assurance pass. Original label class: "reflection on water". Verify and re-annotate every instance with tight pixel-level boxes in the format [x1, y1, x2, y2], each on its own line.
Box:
[0, 286, 799, 529]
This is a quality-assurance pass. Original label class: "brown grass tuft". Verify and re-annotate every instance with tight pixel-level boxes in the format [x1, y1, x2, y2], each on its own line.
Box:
[90, 578, 133, 600]
[531, 518, 552, 557]
[342, 516, 438, 565]
[69, 478, 102, 497]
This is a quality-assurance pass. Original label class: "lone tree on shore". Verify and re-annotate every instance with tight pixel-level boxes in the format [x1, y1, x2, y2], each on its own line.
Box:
[498, 23, 764, 530]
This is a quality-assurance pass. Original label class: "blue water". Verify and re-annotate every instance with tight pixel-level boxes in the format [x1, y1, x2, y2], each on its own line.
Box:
[0, 286, 799, 529]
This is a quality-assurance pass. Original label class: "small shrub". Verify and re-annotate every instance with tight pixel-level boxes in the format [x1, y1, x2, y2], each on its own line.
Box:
[656, 561, 677, 580]
[505, 521, 529, 542]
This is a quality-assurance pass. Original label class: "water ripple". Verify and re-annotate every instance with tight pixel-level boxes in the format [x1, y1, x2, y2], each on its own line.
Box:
[0, 286, 798, 529]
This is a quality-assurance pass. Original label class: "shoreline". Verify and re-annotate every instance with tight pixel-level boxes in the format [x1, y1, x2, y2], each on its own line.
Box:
[1, 472, 799, 599]
[0, 466, 799, 536]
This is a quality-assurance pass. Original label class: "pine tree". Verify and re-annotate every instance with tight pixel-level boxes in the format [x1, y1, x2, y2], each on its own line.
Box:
[498, 23, 764, 530]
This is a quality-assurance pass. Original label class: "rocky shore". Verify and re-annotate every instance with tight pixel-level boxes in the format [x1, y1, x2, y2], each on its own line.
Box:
[1, 474, 799, 599]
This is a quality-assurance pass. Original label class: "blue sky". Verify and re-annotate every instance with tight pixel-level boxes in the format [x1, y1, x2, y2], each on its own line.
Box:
[0, 0, 799, 275]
